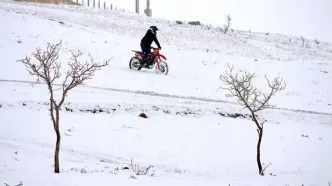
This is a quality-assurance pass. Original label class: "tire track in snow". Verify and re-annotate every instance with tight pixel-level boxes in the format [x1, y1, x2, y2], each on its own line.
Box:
[1, 78, 332, 116]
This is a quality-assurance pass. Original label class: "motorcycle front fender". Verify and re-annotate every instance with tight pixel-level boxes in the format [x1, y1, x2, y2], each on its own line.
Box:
[158, 54, 167, 60]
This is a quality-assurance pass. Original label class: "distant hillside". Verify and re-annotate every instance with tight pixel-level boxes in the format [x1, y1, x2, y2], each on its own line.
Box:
[3, 0, 332, 61]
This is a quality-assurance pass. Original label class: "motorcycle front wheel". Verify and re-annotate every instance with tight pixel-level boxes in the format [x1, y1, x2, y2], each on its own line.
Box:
[155, 61, 169, 75]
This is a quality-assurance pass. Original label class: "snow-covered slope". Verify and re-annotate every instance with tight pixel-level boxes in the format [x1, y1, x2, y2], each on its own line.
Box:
[2, 0, 332, 61]
[1, 1, 332, 113]
[1, 0, 332, 186]
[1, 81, 332, 186]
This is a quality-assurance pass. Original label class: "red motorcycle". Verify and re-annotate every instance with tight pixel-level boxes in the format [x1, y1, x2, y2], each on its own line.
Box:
[129, 47, 169, 75]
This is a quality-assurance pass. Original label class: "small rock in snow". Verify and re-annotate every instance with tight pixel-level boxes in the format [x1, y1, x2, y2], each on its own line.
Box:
[139, 113, 148, 118]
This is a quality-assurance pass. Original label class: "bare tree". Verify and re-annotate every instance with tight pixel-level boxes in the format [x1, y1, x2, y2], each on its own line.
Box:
[301, 36, 305, 48]
[222, 14, 232, 34]
[130, 158, 153, 176]
[220, 64, 286, 176]
[19, 40, 110, 173]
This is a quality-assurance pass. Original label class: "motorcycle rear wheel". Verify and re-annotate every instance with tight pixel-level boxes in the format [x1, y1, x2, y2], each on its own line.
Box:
[129, 57, 141, 70]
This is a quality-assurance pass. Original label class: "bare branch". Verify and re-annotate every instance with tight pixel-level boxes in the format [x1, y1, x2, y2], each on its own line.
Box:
[220, 65, 286, 113]
[262, 163, 272, 174]
[19, 41, 62, 85]
[301, 36, 305, 48]
[58, 51, 110, 107]
[130, 158, 153, 175]
[260, 120, 267, 128]
[222, 14, 232, 34]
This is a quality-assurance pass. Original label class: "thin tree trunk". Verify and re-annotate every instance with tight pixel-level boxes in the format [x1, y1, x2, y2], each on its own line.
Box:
[251, 111, 264, 176]
[54, 109, 61, 173]
[257, 128, 263, 175]
[54, 127, 61, 173]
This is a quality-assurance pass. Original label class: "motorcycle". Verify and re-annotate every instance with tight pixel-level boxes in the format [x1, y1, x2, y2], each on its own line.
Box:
[129, 47, 169, 75]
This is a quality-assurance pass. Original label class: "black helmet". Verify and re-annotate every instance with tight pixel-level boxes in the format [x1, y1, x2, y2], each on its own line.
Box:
[150, 26, 159, 32]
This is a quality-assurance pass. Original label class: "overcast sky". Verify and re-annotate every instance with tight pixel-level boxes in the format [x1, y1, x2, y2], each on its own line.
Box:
[110, 0, 332, 43]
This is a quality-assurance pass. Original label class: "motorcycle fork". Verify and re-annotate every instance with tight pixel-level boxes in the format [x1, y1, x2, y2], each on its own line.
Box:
[155, 57, 161, 70]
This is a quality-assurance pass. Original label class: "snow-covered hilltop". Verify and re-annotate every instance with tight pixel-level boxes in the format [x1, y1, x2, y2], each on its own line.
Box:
[2, 0, 332, 61]
[1, 0, 332, 186]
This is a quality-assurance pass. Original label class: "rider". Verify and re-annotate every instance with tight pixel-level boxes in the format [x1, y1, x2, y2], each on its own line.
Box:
[138, 26, 161, 70]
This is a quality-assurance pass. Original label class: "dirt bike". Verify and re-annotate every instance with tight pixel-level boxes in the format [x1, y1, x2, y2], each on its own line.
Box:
[129, 47, 169, 75]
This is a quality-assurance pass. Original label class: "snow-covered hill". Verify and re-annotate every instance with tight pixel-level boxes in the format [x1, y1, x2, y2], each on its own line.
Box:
[2, 0, 332, 61]
[1, 0, 332, 186]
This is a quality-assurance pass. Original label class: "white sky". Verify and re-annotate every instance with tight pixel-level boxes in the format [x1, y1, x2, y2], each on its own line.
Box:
[110, 0, 332, 43]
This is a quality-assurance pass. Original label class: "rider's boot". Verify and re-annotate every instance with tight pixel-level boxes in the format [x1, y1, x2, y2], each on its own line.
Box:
[138, 58, 146, 70]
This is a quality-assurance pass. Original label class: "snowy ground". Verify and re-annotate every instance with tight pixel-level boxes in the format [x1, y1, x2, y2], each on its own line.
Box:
[1, 0, 332, 185]
[1, 81, 332, 186]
